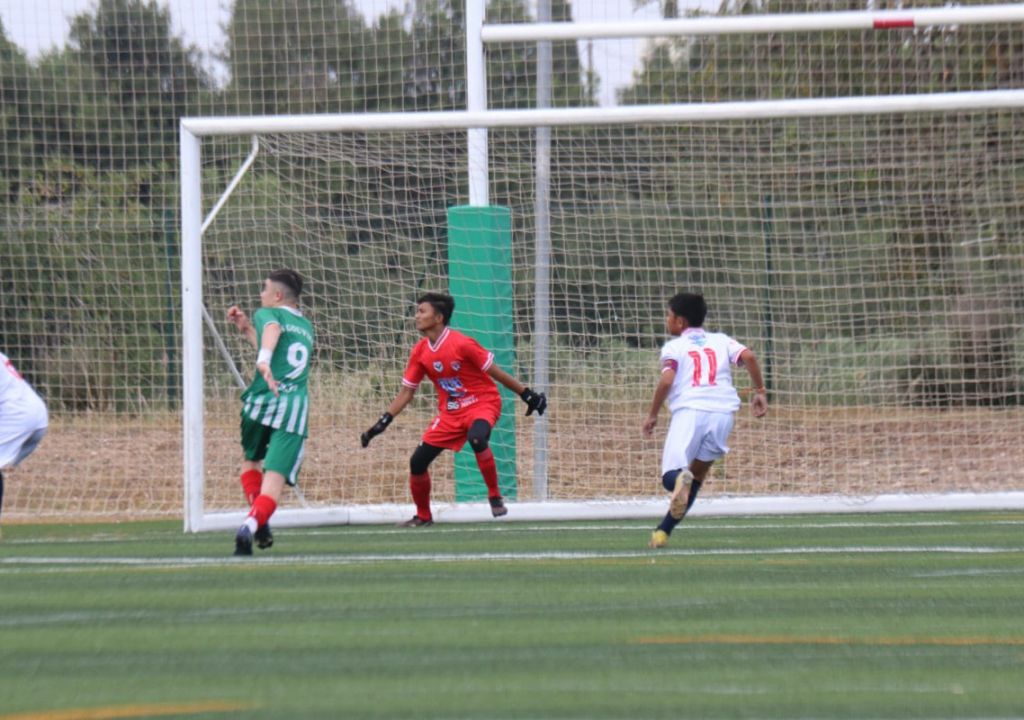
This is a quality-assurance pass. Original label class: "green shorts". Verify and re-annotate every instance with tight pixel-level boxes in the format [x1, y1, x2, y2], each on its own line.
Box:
[240, 417, 306, 486]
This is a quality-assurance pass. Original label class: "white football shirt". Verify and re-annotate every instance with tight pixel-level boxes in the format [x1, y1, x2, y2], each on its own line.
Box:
[0, 351, 48, 437]
[659, 328, 748, 414]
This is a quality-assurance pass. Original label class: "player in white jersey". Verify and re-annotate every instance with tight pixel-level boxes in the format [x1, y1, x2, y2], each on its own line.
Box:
[642, 293, 767, 548]
[0, 350, 48, 524]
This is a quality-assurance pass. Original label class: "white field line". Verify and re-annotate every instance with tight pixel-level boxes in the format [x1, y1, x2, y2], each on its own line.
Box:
[1, 545, 1022, 574]
[910, 567, 1024, 578]
[294, 519, 1024, 536]
[4, 518, 1024, 545]
[0, 606, 280, 627]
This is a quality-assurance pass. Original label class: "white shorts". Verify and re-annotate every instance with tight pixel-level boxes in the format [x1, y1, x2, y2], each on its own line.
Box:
[661, 409, 735, 475]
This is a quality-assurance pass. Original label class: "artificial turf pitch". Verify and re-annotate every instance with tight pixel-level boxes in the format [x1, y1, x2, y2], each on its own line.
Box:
[1, 512, 1022, 719]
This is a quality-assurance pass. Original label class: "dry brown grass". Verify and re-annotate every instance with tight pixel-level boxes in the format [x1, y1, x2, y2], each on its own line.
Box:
[5, 400, 1024, 522]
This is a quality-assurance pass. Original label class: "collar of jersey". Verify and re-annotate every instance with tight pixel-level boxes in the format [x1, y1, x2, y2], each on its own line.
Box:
[428, 326, 451, 352]
[682, 327, 705, 337]
[275, 306, 303, 317]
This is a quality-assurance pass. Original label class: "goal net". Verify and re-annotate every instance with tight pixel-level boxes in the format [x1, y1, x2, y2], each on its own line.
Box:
[185, 92, 1024, 530]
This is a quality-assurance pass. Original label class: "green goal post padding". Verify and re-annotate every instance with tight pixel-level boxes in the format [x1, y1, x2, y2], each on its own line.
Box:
[447, 205, 517, 501]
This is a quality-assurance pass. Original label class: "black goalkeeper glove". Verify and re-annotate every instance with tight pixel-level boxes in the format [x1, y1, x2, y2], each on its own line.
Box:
[519, 388, 547, 417]
[360, 412, 394, 448]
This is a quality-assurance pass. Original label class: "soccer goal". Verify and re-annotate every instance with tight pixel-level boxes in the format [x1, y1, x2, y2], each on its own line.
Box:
[181, 91, 1024, 531]
[181, 7, 1024, 532]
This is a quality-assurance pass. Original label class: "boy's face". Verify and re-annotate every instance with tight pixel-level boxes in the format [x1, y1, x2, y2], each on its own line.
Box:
[414, 301, 444, 333]
[665, 308, 686, 336]
[260, 279, 281, 308]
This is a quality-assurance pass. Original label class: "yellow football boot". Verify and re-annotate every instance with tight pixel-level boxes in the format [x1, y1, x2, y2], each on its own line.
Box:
[649, 529, 669, 548]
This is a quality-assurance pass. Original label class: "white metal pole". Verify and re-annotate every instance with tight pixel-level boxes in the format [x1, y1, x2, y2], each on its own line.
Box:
[201, 136, 260, 235]
[466, 0, 488, 206]
[179, 126, 205, 532]
[480, 3, 1024, 42]
[181, 90, 1024, 136]
[532, 0, 552, 500]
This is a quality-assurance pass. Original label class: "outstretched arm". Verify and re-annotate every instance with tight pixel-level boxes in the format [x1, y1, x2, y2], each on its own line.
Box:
[739, 349, 768, 418]
[643, 367, 675, 437]
[361, 385, 416, 447]
[487, 365, 526, 396]
[386, 385, 417, 418]
[487, 364, 547, 416]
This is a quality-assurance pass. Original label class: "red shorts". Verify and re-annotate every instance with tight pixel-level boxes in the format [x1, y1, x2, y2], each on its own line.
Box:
[421, 403, 501, 451]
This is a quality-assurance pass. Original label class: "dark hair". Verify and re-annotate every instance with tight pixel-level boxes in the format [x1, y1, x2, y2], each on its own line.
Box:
[668, 292, 707, 328]
[417, 292, 455, 325]
[268, 269, 303, 300]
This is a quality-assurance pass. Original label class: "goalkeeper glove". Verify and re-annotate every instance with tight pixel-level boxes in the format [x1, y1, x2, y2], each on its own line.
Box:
[519, 388, 547, 417]
[361, 412, 394, 447]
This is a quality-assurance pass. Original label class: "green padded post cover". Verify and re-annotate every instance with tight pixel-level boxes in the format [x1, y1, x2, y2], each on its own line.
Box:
[447, 205, 517, 501]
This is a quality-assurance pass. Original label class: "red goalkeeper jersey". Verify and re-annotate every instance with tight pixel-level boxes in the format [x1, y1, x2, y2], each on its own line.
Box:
[402, 327, 501, 414]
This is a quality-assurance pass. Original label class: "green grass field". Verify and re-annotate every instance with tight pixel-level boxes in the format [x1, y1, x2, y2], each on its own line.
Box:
[2, 512, 1023, 719]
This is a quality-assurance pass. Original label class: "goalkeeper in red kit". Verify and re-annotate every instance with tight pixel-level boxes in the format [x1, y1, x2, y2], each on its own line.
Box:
[360, 292, 547, 526]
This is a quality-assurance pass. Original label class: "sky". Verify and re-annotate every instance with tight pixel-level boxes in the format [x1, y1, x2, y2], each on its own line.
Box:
[0, 0, 712, 106]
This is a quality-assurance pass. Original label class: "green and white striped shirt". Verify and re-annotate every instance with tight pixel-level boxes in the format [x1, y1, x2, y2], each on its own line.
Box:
[240, 306, 314, 438]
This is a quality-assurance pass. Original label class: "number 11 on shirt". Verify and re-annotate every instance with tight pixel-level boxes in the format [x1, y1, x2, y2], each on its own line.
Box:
[687, 348, 718, 387]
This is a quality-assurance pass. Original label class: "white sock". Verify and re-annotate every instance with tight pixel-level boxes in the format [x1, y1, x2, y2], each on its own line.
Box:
[243, 517, 258, 534]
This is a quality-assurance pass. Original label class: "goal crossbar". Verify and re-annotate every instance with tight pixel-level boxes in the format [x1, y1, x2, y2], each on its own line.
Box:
[479, 3, 1024, 42]
[181, 90, 1024, 137]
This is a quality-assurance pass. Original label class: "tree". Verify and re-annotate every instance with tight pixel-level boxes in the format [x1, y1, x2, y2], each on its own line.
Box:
[0, 20, 30, 203]
[225, 0, 371, 115]
[486, 0, 595, 109]
[0, 1, 212, 409]
[68, 0, 213, 166]
[359, 10, 418, 112]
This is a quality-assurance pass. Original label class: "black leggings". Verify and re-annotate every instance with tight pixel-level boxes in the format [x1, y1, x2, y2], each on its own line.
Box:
[409, 420, 493, 475]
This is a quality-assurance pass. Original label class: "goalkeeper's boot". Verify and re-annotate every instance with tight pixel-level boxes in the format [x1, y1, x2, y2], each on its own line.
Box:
[668, 470, 695, 521]
[398, 515, 433, 528]
[649, 529, 669, 549]
[234, 525, 254, 556]
[254, 523, 274, 550]
[489, 495, 508, 518]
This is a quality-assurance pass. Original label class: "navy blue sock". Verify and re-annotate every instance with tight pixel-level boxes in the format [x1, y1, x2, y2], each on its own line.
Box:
[656, 477, 704, 536]
[657, 470, 683, 535]
[657, 510, 680, 535]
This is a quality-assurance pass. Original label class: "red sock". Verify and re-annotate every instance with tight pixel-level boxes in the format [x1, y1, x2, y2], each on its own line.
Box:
[240, 469, 263, 506]
[248, 494, 277, 529]
[409, 472, 432, 520]
[475, 448, 501, 498]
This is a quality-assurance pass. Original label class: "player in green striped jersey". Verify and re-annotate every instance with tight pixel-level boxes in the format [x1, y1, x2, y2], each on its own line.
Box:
[226, 269, 314, 556]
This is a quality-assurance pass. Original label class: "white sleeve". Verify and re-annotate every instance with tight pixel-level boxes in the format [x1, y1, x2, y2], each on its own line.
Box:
[726, 336, 748, 366]
[659, 343, 680, 373]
